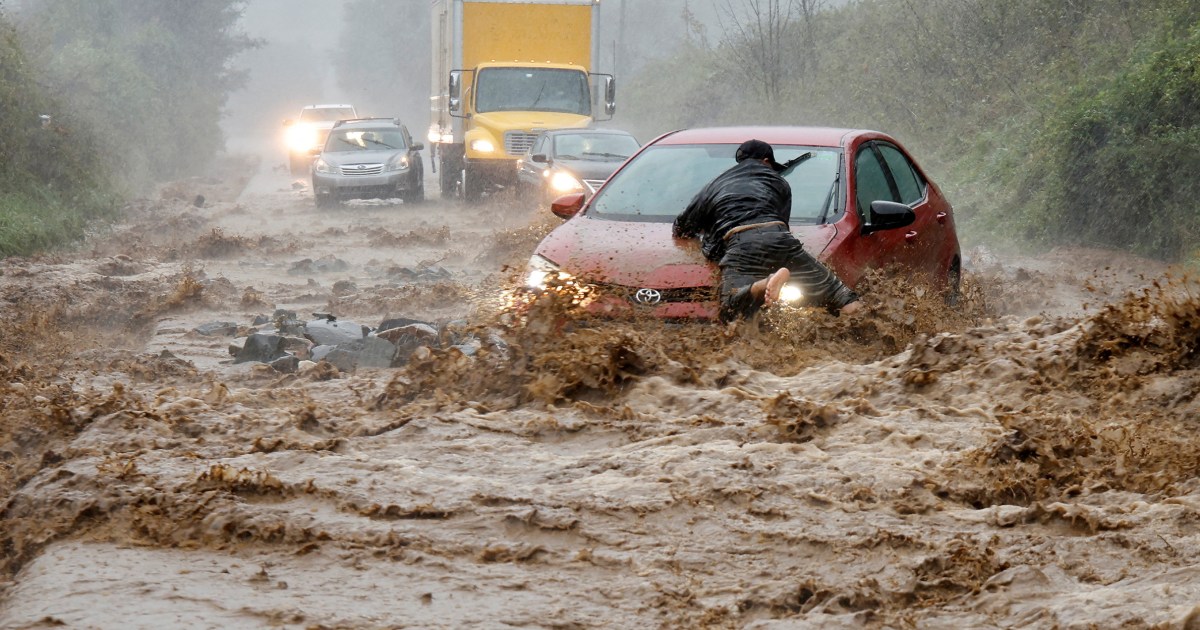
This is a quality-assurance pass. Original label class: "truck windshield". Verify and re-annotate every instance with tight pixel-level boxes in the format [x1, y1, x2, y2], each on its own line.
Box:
[474, 68, 590, 116]
[589, 144, 842, 223]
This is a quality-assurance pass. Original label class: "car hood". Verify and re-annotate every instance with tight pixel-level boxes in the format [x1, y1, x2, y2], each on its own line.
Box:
[553, 157, 627, 181]
[535, 215, 839, 289]
[322, 150, 399, 165]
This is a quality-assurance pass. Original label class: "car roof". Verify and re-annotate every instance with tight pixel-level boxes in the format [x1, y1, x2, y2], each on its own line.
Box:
[655, 126, 887, 149]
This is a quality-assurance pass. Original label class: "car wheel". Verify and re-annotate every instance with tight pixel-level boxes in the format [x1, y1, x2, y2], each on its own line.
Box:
[403, 180, 425, 205]
[315, 193, 338, 209]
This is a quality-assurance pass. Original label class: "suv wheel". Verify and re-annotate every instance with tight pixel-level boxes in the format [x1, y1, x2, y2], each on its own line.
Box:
[315, 193, 338, 209]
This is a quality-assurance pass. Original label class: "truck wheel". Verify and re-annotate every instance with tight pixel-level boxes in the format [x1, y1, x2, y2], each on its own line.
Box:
[463, 167, 484, 203]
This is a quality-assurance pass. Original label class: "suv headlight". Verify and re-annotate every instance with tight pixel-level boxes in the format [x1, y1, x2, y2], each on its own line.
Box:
[314, 157, 338, 175]
[386, 154, 411, 172]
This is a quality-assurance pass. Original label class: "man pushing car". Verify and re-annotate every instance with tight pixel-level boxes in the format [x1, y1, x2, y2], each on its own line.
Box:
[673, 139, 862, 322]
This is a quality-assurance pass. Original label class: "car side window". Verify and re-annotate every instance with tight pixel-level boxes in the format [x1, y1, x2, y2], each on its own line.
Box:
[877, 144, 924, 204]
[854, 146, 895, 216]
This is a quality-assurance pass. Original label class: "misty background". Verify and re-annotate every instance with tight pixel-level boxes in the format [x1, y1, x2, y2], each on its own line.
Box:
[2, 0, 1199, 261]
[223, 0, 725, 152]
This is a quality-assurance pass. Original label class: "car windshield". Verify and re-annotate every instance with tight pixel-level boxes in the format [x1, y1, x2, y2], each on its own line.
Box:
[301, 107, 355, 122]
[475, 67, 590, 115]
[553, 133, 639, 161]
[589, 143, 842, 223]
[325, 129, 406, 152]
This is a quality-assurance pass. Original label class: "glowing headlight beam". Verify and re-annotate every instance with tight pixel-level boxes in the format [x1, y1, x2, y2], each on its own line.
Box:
[778, 283, 803, 304]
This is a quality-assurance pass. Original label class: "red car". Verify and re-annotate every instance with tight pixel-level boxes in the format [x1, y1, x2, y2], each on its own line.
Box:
[526, 126, 961, 319]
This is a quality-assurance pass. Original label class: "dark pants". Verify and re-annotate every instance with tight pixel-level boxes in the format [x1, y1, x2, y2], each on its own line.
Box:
[718, 226, 858, 322]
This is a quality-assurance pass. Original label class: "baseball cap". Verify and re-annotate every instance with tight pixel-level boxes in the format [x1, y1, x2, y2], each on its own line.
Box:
[735, 139, 785, 172]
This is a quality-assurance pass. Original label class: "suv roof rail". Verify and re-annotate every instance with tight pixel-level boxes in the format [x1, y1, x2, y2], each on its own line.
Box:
[332, 117, 403, 128]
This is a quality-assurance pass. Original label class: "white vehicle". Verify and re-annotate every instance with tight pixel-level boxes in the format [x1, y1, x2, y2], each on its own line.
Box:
[283, 104, 358, 175]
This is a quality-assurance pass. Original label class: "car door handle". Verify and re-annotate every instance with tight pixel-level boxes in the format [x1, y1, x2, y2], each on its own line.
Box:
[904, 231, 918, 241]
[936, 212, 948, 224]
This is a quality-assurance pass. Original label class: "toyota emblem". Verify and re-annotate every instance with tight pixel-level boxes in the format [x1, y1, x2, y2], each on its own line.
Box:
[633, 288, 662, 305]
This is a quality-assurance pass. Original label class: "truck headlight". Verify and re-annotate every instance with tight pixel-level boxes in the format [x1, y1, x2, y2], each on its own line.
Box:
[550, 171, 583, 193]
[778, 283, 803, 304]
[470, 139, 496, 153]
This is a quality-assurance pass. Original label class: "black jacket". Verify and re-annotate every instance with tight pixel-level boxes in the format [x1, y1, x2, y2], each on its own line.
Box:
[673, 160, 791, 261]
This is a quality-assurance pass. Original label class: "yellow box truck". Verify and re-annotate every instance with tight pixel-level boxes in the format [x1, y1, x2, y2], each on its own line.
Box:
[429, 0, 615, 201]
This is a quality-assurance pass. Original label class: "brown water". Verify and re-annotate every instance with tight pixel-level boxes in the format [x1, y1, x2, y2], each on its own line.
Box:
[1, 156, 1198, 629]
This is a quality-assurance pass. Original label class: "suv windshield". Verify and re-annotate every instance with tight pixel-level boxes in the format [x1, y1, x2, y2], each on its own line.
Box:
[475, 68, 590, 116]
[301, 107, 356, 122]
[553, 133, 639, 161]
[589, 144, 842, 223]
[325, 128, 406, 152]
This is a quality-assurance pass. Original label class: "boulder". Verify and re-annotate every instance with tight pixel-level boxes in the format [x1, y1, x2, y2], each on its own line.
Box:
[233, 333, 287, 364]
[194, 321, 239, 337]
[306, 318, 367, 346]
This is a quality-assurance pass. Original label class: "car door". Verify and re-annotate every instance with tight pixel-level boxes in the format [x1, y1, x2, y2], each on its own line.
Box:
[831, 141, 909, 285]
[874, 143, 949, 279]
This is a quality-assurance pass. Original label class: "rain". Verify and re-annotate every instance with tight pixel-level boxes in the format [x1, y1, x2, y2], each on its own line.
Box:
[1, 1, 1199, 627]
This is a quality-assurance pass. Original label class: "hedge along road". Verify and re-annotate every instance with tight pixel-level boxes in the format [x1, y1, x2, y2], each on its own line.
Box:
[1, 148, 1198, 629]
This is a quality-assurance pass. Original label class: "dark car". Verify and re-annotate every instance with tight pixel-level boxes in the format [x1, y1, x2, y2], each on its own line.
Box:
[525, 126, 961, 319]
[516, 128, 639, 204]
[311, 118, 425, 208]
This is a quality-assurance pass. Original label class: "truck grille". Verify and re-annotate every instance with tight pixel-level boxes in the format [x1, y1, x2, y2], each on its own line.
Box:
[340, 163, 384, 176]
[504, 131, 538, 156]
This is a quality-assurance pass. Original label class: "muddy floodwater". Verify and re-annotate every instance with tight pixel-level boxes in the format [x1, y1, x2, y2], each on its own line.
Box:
[1, 153, 1199, 629]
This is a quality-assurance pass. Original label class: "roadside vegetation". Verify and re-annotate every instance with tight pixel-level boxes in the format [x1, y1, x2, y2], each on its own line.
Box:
[0, 1, 255, 257]
[620, 0, 1200, 261]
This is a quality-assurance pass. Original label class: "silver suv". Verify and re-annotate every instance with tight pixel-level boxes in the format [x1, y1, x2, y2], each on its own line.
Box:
[310, 118, 425, 208]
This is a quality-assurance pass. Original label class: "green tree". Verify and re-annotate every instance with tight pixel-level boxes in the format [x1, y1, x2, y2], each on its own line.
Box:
[15, 0, 256, 187]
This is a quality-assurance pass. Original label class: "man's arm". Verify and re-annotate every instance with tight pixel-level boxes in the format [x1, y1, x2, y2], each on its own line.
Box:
[673, 187, 711, 239]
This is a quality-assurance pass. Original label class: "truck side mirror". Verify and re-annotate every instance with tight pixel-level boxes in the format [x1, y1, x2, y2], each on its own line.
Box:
[531, 154, 549, 164]
[604, 76, 616, 116]
[448, 71, 462, 113]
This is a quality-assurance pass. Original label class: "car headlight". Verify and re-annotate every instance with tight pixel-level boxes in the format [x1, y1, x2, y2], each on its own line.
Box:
[778, 282, 803, 304]
[470, 138, 495, 153]
[550, 171, 583, 193]
[386, 154, 410, 172]
[286, 124, 318, 153]
[525, 254, 567, 290]
[314, 157, 338, 175]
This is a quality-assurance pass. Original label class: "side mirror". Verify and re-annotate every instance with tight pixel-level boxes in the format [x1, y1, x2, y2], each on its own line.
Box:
[550, 193, 585, 219]
[863, 200, 916, 235]
[604, 76, 616, 116]
[531, 154, 549, 164]
[411, 142, 425, 151]
[448, 71, 462, 113]
[307, 146, 322, 156]
[283, 119, 294, 127]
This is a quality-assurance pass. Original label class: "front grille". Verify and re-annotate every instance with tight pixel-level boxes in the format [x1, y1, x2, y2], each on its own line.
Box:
[594, 283, 717, 305]
[582, 179, 605, 193]
[504, 131, 537, 156]
[340, 163, 384, 176]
